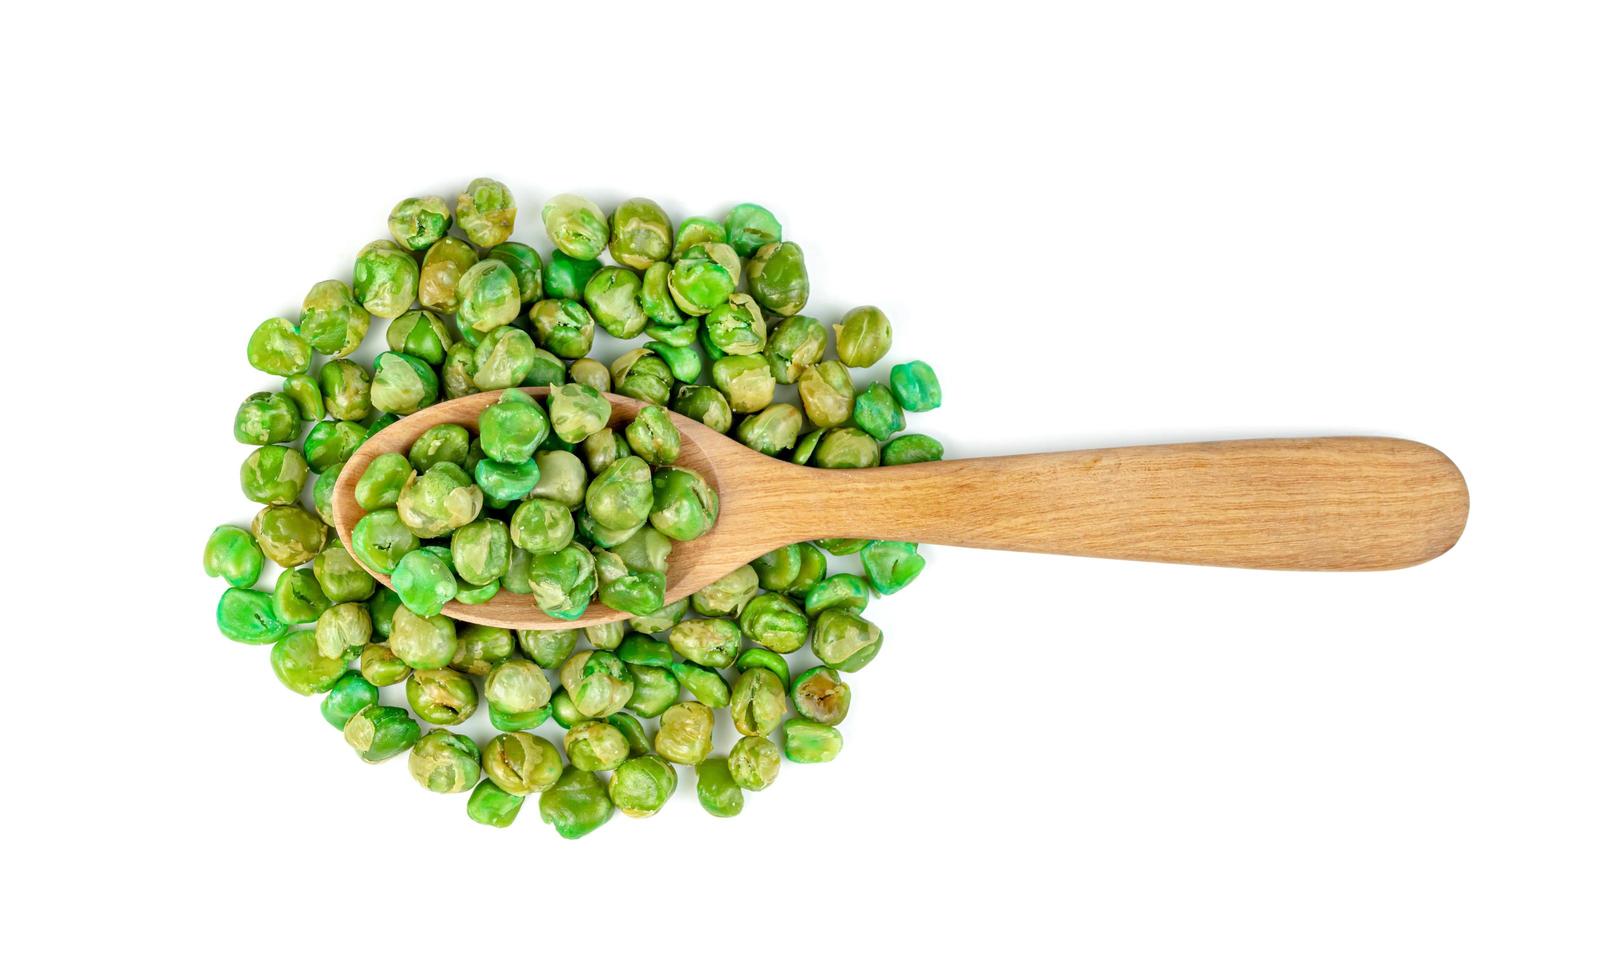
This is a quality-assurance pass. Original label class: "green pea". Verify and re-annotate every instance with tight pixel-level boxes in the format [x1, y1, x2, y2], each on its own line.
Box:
[812, 609, 883, 672]
[783, 719, 844, 764]
[638, 261, 684, 326]
[691, 564, 758, 618]
[751, 545, 801, 592]
[315, 602, 371, 662]
[529, 298, 595, 360]
[234, 391, 300, 445]
[736, 648, 791, 690]
[354, 453, 410, 512]
[547, 383, 611, 444]
[518, 627, 578, 669]
[441, 341, 479, 399]
[603, 712, 650, 757]
[353, 240, 419, 318]
[367, 590, 402, 639]
[648, 701, 710, 766]
[542, 249, 602, 301]
[522, 452, 581, 510]
[738, 403, 804, 456]
[646, 340, 703, 383]
[673, 216, 725, 254]
[834, 305, 893, 367]
[251, 504, 327, 567]
[882, 434, 944, 466]
[724, 202, 781, 258]
[564, 720, 630, 771]
[456, 177, 516, 248]
[539, 767, 613, 839]
[786, 543, 826, 597]
[853, 383, 906, 441]
[542, 194, 609, 260]
[646, 316, 698, 346]
[448, 518, 509, 586]
[672, 384, 733, 433]
[812, 426, 879, 469]
[746, 240, 810, 315]
[527, 542, 596, 620]
[584, 619, 626, 651]
[615, 633, 674, 668]
[471, 325, 536, 390]
[561, 650, 634, 718]
[581, 427, 630, 475]
[396, 462, 483, 538]
[451, 623, 514, 677]
[507, 498, 573, 555]
[419, 237, 479, 314]
[625, 405, 681, 466]
[648, 467, 719, 541]
[369, 351, 438, 414]
[478, 389, 549, 463]
[549, 688, 585, 730]
[466, 780, 524, 828]
[728, 736, 781, 791]
[798, 360, 854, 429]
[710, 353, 774, 413]
[705, 294, 768, 355]
[791, 427, 824, 465]
[312, 466, 338, 526]
[216, 587, 286, 644]
[455, 259, 521, 337]
[610, 525, 671, 574]
[671, 662, 731, 709]
[360, 643, 410, 687]
[406, 668, 478, 725]
[313, 540, 376, 603]
[320, 670, 379, 730]
[409, 729, 482, 793]
[344, 705, 421, 763]
[388, 195, 451, 251]
[386, 310, 453, 365]
[302, 419, 366, 473]
[366, 413, 399, 439]
[611, 347, 674, 404]
[283, 374, 323, 421]
[609, 755, 676, 817]
[730, 667, 789, 737]
[350, 510, 418, 575]
[482, 732, 563, 795]
[817, 537, 869, 555]
[627, 596, 690, 634]
[204, 525, 264, 588]
[666, 618, 739, 668]
[885, 358, 940, 411]
[490, 696, 551, 733]
[270, 630, 346, 695]
[740, 592, 809, 654]
[595, 549, 667, 616]
[803, 572, 871, 617]
[861, 540, 926, 594]
[474, 457, 539, 502]
[762, 315, 825, 384]
[389, 605, 457, 669]
[298, 279, 368, 357]
[488, 241, 545, 303]
[273, 567, 330, 625]
[583, 455, 652, 532]
[626, 664, 681, 719]
[695, 757, 743, 817]
[668, 243, 738, 315]
[409, 424, 470, 471]
[791, 666, 851, 725]
[608, 197, 673, 270]
[246, 316, 312, 377]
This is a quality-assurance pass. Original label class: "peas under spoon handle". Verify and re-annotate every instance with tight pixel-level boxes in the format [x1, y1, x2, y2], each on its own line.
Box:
[766, 437, 1467, 571]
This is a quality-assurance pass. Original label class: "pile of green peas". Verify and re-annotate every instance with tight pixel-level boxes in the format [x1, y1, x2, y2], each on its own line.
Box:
[205, 179, 944, 836]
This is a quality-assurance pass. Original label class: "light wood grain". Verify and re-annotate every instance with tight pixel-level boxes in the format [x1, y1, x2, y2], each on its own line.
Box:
[334, 389, 1468, 630]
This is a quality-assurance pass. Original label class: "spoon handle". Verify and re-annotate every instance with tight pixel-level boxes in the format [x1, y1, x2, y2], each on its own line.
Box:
[786, 437, 1467, 570]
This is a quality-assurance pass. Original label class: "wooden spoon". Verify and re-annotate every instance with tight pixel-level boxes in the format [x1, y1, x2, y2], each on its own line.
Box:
[334, 387, 1468, 630]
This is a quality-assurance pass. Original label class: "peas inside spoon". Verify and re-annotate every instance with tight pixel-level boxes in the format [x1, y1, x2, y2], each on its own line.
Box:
[334, 387, 1469, 631]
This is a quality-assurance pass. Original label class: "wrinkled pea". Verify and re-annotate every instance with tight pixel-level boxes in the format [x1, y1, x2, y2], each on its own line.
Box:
[246, 316, 312, 377]
[389, 605, 458, 669]
[234, 391, 300, 446]
[315, 602, 371, 662]
[671, 662, 731, 709]
[472, 325, 535, 390]
[672, 384, 732, 433]
[360, 643, 410, 687]
[489, 241, 544, 303]
[740, 592, 810, 654]
[539, 767, 613, 839]
[791, 666, 851, 725]
[409, 729, 482, 793]
[610, 347, 673, 404]
[204, 525, 264, 588]
[543, 194, 609, 260]
[451, 518, 511, 586]
[609, 197, 673, 270]
[738, 403, 804, 456]
[456, 177, 516, 249]
[798, 360, 854, 429]
[467, 780, 524, 828]
[861, 540, 926, 594]
[725, 202, 781, 257]
[812, 426, 879, 469]
[564, 720, 630, 771]
[419, 237, 478, 314]
[216, 587, 286, 644]
[344, 705, 421, 763]
[355, 453, 412, 511]
[704, 294, 767, 355]
[483, 732, 563, 795]
[518, 627, 578, 669]
[273, 566, 330, 625]
[649, 467, 718, 541]
[251, 504, 327, 567]
[353, 240, 418, 318]
[763, 315, 825, 383]
[736, 648, 792, 690]
[320, 670, 379, 730]
[388, 195, 451, 251]
[730, 667, 789, 736]
[350, 510, 418, 575]
[548, 383, 610, 443]
[528, 542, 596, 620]
[609, 755, 676, 817]
[882, 434, 944, 466]
[369, 351, 438, 414]
[479, 389, 548, 463]
[282, 374, 322, 421]
[696, 757, 743, 817]
[270, 630, 346, 695]
[406, 668, 478, 725]
[626, 663, 680, 718]
[710, 353, 773, 413]
[531, 298, 596, 360]
[745, 241, 809, 316]
[303, 419, 366, 473]
[812, 609, 883, 672]
[298, 280, 368, 357]
[803, 572, 871, 617]
[627, 596, 690, 634]
[728, 735, 781, 791]
[692, 564, 758, 618]
[313, 541, 375, 603]
[853, 383, 906, 441]
[396, 462, 483, 537]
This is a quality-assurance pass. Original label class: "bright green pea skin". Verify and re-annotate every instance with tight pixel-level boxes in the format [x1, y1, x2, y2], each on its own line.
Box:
[738, 403, 804, 457]
[668, 618, 741, 668]
[387, 310, 453, 366]
[673, 216, 725, 254]
[889, 359, 941, 412]
[616, 633, 675, 668]
[360, 643, 409, 686]
[724, 203, 782, 258]
[283, 374, 323, 422]
[483, 731, 564, 795]
[565, 720, 631, 771]
[313, 466, 339, 527]
[625, 664, 681, 719]
[671, 662, 731, 709]
[882, 434, 944, 466]
[517, 628, 577, 670]
[803, 572, 871, 617]
[853, 383, 906, 441]
[611, 348, 674, 405]
[451, 518, 511, 586]
[490, 699, 551, 733]
[390, 549, 458, 617]
[730, 667, 789, 737]
[609, 197, 673, 270]
[457, 177, 516, 249]
[543, 194, 610, 260]
[355, 453, 412, 511]
[861, 540, 926, 594]
[737, 648, 792, 690]
[489, 241, 545, 303]
[251, 504, 328, 567]
[728, 735, 782, 791]
[479, 390, 550, 463]
[320, 670, 379, 730]
[303, 420, 367, 473]
[584, 267, 648, 340]
[345, 704, 421, 763]
[234, 391, 300, 445]
[581, 426, 630, 475]
[366, 414, 399, 439]
[247, 316, 312, 377]
[388, 196, 451, 251]
[784, 719, 844, 763]
[741, 592, 809, 654]
[609, 755, 677, 817]
[745, 241, 810, 316]
[369, 351, 439, 415]
[467, 780, 524, 828]
[627, 596, 690, 634]
[625, 405, 681, 466]
[530, 299, 596, 360]
[409, 424, 471, 471]
[390, 605, 458, 670]
[646, 341, 703, 383]
[216, 587, 286, 644]
[353, 240, 419, 318]
[510, 498, 576, 554]
[298, 279, 369, 357]
[649, 466, 718, 541]
[528, 542, 596, 620]
[751, 546, 801, 592]
[475, 457, 540, 502]
[646, 316, 698, 346]
[367, 590, 402, 640]
[653, 701, 713, 766]
[313, 541, 376, 603]
[273, 567, 330, 625]
[350, 510, 418, 575]
[539, 767, 614, 839]
[596, 549, 667, 616]
[791, 666, 851, 725]
[605, 712, 652, 757]
[672, 384, 733, 434]
[270, 630, 346, 695]
[406, 668, 479, 725]
[409, 729, 482, 793]
[791, 428, 824, 466]
[696, 757, 743, 817]
[547, 383, 611, 444]
[668, 245, 737, 316]
[812, 427, 880, 469]
[472, 325, 536, 391]
[812, 608, 884, 672]
[585, 456, 653, 532]
[549, 688, 585, 729]
[834, 305, 893, 368]
[543, 250, 602, 301]
[204, 525, 264, 588]
[786, 542, 826, 598]
[639, 262, 684, 326]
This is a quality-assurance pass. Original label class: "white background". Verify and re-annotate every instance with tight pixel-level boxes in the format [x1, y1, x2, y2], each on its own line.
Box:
[7, 2, 1618, 977]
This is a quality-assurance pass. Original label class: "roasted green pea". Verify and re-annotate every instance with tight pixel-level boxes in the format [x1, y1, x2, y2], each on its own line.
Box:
[668, 244, 738, 315]
[366, 414, 399, 439]
[547, 383, 611, 443]
[251, 504, 327, 567]
[761, 316, 824, 385]
[518, 627, 577, 669]
[273, 567, 330, 625]
[626, 664, 681, 719]
[419, 237, 479, 314]
[320, 670, 379, 730]
[791, 666, 851, 725]
[350, 510, 418, 575]
[406, 668, 478, 725]
[315, 602, 371, 663]
[730, 667, 789, 736]
[751, 546, 801, 592]
[710, 353, 774, 413]
[234, 391, 300, 445]
[853, 383, 906, 441]
[487, 241, 544, 304]
[409, 729, 482, 792]
[298, 280, 369, 357]
[355, 453, 411, 511]
[581, 427, 629, 475]
[539, 250, 598, 302]
[812, 426, 879, 469]
[812, 609, 883, 672]
[369, 351, 438, 414]
[204, 525, 264, 588]
[456, 177, 516, 248]
[564, 720, 630, 771]
[646, 466, 718, 542]
[603, 712, 650, 757]
[646, 316, 699, 346]
[673, 216, 724, 254]
[705, 294, 767, 355]
[467, 780, 524, 827]
[247, 316, 312, 377]
[667, 618, 740, 668]
[786, 543, 826, 597]
[740, 592, 809, 654]
[527, 298, 594, 360]
[509, 498, 575, 554]
[479, 389, 549, 462]
[456, 259, 521, 337]
[483, 731, 563, 795]
[408, 424, 470, 471]
[388, 195, 451, 251]
[861, 540, 926, 594]
[608, 197, 673, 270]
[611, 525, 672, 576]
[834, 305, 893, 367]
[474, 457, 539, 502]
[691, 564, 758, 618]
[549, 688, 584, 730]
[783, 719, 844, 763]
[738, 403, 804, 456]
[728, 735, 781, 791]
[270, 629, 346, 694]
[526, 451, 583, 509]
[798, 360, 854, 429]
[616, 633, 675, 668]
[216, 587, 286, 644]
[886, 359, 940, 411]
[638, 261, 684, 326]
[736, 648, 792, 690]
[584, 455, 653, 532]
[471, 325, 535, 390]
[585, 620, 625, 652]
[539, 767, 613, 838]
[695, 757, 743, 817]
[672, 384, 733, 433]
[389, 605, 458, 669]
[313, 541, 375, 603]
[451, 624, 514, 677]
[882, 434, 944, 466]
[302, 419, 366, 472]
[396, 462, 483, 537]
[791, 427, 824, 465]
[283, 374, 323, 421]
[646, 340, 703, 383]
[353, 240, 419, 318]
[527, 542, 596, 620]
[671, 662, 731, 709]
[345, 704, 421, 763]
[628, 596, 690, 634]
[651, 702, 710, 767]
[803, 572, 870, 617]
[625, 405, 681, 466]
[724, 203, 781, 257]
[360, 643, 410, 686]
[448, 518, 509, 586]
[542, 194, 609, 260]
[442, 341, 479, 399]
[594, 549, 666, 616]
[746, 240, 809, 315]
[560, 651, 634, 718]
[318, 357, 372, 419]
[367, 590, 401, 639]
[386, 310, 453, 366]
[611, 347, 673, 404]
[609, 755, 676, 817]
